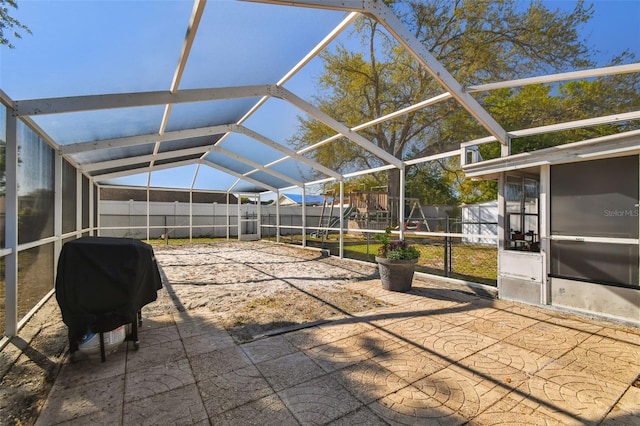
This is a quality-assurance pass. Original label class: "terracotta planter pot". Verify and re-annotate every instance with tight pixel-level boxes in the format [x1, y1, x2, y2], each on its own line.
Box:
[375, 256, 418, 292]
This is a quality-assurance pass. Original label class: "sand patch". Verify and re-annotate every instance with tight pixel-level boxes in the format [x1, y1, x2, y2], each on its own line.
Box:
[151, 241, 385, 341]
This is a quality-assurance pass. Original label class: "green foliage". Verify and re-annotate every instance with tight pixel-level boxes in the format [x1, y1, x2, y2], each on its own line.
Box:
[459, 179, 498, 204]
[290, 0, 601, 204]
[483, 63, 640, 154]
[405, 158, 497, 205]
[415, 55, 640, 198]
[374, 228, 420, 260]
[406, 161, 457, 205]
[318, 173, 388, 198]
[1, 0, 31, 48]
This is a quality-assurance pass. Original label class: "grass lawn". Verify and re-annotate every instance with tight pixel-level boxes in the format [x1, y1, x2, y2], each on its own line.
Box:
[330, 240, 497, 285]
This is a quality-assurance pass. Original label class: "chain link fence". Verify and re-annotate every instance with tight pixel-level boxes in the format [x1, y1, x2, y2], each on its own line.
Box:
[100, 201, 497, 285]
[276, 213, 498, 286]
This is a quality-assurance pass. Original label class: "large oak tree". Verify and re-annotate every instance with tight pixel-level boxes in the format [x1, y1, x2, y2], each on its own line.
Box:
[290, 0, 637, 211]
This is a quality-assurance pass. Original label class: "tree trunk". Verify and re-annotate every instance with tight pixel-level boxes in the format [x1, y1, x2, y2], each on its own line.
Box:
[387, 168, 401, 226]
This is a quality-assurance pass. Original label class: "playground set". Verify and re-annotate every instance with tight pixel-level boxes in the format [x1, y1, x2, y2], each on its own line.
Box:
[311, 190, 432, 240]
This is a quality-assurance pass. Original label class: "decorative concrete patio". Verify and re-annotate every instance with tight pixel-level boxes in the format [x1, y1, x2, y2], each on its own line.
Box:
[35, 274, 639, 425]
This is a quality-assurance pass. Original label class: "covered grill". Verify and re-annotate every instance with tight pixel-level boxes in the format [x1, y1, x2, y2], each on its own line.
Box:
[55, 237, 163, 361]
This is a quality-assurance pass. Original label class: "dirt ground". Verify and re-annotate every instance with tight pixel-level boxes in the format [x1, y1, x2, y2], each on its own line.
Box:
[0, 241, 386, 425]
[151, 241, 385, 342]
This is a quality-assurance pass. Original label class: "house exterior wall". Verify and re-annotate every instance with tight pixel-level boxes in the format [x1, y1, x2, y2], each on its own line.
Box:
[495, 154, 639, 325]
[551, 277, 640, 322]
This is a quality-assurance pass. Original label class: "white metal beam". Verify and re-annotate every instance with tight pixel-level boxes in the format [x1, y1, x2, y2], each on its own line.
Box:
[305, 176, 336, 186]
[61, 124, 231, 155]
[0, 88, 12, 107]
[76, 168, 83, 235]
[467, 63, 640, 92]
[270, 162, 397, 185]
[66, 121, 338, 188]
[344, 164, 396, 179]
[260, 91, 453, 174]
[210, 146, 303, 187]
[88, 178, 95, 235]
[231, 10, 358, 140]
[91, 158, 199, 181]
[50, 153, 62, 272]
[235, 125, 343, 180]
[512, 110, 640, 138]
[297, 92, 453, 156]
[274, 86, 404, 167]
[151, 0, 207, 172]
[460, 110, 640, 149]
[222, 9, 359, 164]
[57, 77, 446, 187]
[190, 163, 201, 190]
[364, 0, 507, 144]
[277, 11, 358, 87]
[227, 178, 242, 193]
[252, 0, 508, 144]
[92, 144, 460, 187]
[201, 159, 278, 192]
[404, 149, 460, 166]
[14, 115, 61, 153]
[4, 110, 18, 337]
[171, 0, 206, 93]
[80, 146, 211, 173]
[242, 0, 353, 9]
[463, 129, 640, 177]
[13, 85, 272, 116]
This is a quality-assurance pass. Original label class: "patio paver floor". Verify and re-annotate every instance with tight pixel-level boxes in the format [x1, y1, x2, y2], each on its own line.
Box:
[34, 277, 640, 425]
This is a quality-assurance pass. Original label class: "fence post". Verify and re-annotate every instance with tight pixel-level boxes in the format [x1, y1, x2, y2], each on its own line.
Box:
[448, 233, 453, 276]
[444, 216, 449, 277]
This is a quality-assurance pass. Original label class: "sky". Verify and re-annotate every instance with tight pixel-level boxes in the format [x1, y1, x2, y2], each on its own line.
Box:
[1, 0, 639, 196]
[549, 0, 640, 63]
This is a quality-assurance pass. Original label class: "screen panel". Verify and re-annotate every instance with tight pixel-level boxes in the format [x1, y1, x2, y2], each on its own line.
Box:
[551, 240, 638, 286]
[551, 155, 638, 238]
[550, 155, 639, 287]
[62, 160, 77, 234]
[17, 123, 55, 244]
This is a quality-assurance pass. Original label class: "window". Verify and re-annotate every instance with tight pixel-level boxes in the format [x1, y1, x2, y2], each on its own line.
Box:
[505, 175, 539, 252]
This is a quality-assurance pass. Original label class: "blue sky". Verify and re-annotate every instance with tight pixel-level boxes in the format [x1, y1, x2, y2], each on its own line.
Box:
[5, 1, 637, 100]
[4, 1, 638, 97]
[2, 0, 639, 194]
[549, 0, 640, 64]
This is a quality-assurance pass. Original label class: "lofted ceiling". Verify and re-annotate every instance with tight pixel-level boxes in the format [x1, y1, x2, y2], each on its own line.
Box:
[2, 0, 640, 195]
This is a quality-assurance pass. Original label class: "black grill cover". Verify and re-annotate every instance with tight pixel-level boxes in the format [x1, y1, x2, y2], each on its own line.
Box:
[55, 237, 163, 350]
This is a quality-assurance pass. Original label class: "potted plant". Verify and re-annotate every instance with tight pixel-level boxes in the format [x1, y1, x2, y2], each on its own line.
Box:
[374, 228, 420, 292]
